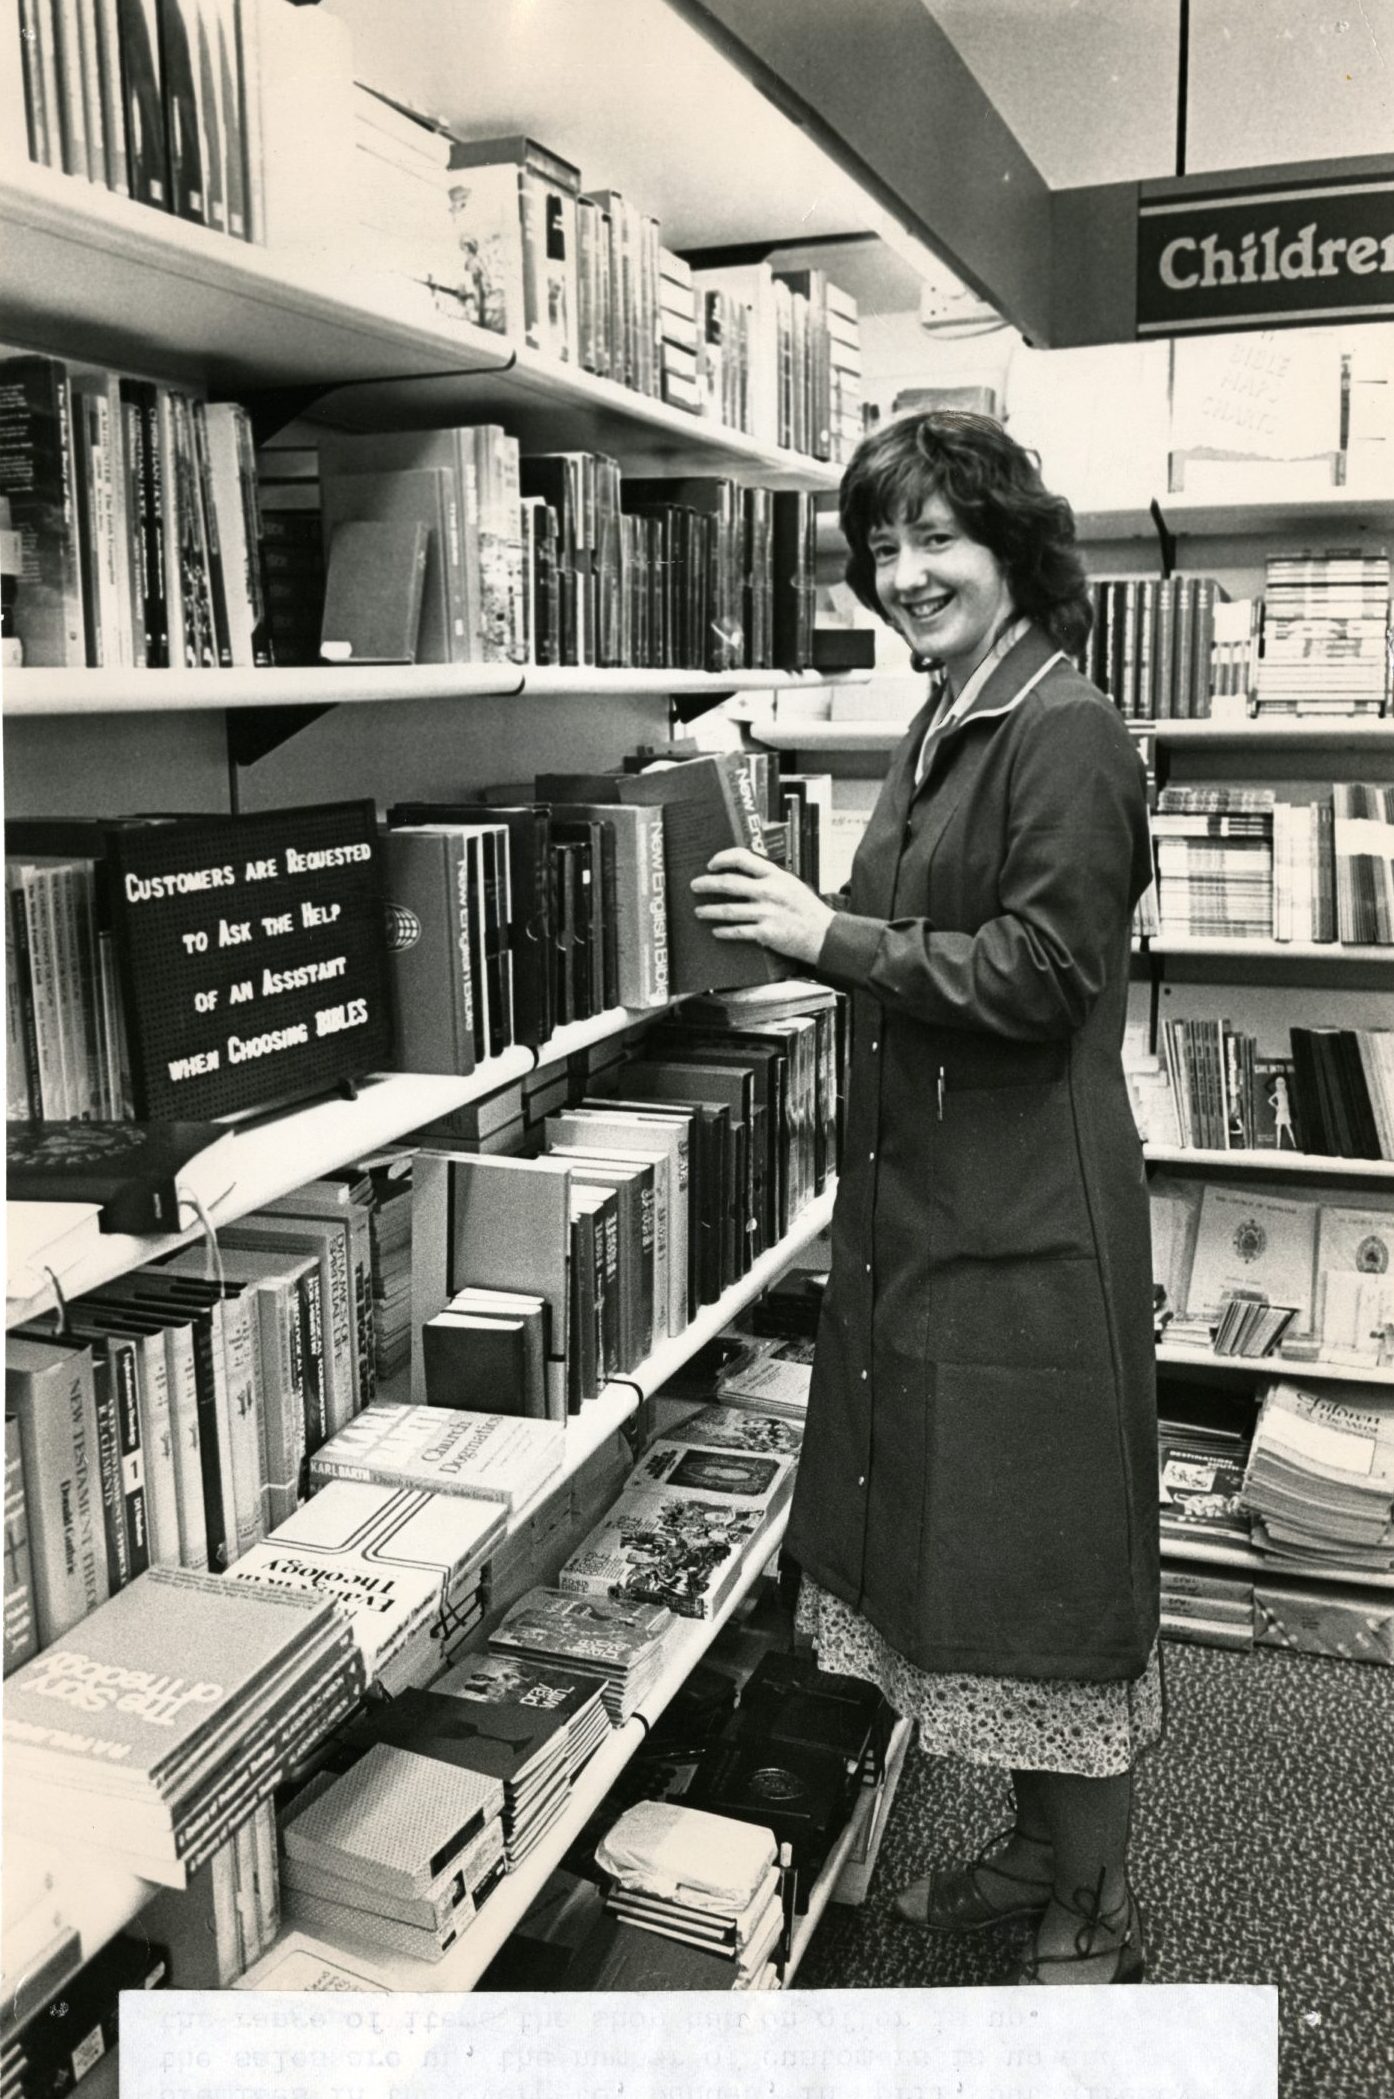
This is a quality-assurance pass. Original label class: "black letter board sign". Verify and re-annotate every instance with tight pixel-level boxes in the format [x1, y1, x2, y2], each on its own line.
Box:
[105, 800, 392, 1121]
[1138, 175, 1394, 337]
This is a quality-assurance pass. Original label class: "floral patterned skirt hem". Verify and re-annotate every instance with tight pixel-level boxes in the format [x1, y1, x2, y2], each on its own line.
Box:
[794, 1576, 1164, 1778]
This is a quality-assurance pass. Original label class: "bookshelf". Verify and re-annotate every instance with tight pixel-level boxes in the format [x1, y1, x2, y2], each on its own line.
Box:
[1144, 1146, 1394, 1182]
[1157, 1344, 1394, 1390]
[1159, 1534, 1394, 1593]
[0, 1184, 835, 2024]
[741, 712, 1394, 756]
[0, 161, 843, 486]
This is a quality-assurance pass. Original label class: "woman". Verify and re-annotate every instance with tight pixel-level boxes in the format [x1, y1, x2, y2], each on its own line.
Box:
[692, 412, 1161, 1986]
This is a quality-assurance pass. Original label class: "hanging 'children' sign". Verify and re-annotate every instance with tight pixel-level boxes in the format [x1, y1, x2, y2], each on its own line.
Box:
[1137, 174, 1394, 336]
[106, 800, 392, 1121]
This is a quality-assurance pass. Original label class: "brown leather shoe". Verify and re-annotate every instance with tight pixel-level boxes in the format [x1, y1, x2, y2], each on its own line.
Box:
[892, 1826, 1053, 1934]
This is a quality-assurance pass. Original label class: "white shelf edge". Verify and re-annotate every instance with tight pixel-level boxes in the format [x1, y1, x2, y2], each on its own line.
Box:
[1134, 718, 1394, 746]
[744, 718, 909, 753]
[3, 668, 870, 719]
[1145, 1146, 1394, 1180]
[1149, 937, 1394, 965]
[780, 1801, 864, 1986]
[1161, 1534, 1394, 1591]
[5, 1001, 694, 1327]
[1157, 1343, 1394, 1388]
[1076, 491, 1394, 541]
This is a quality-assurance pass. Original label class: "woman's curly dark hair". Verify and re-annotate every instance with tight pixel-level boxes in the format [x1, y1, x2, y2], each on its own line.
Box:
[839, 412, 1093, 659]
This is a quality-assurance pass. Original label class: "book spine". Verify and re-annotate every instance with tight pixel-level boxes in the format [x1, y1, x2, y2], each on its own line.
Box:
[9, 1345, 109, 1641]
[51, 0, 91, 178]
[0, 355, 86, 668]
[223, 1287, 267, 1556]
[20, 869, 71, 1120]
[3, 1416, 39, 1676]
[91, 1354, 133, 1592]
[6, 876, 41, 1119]
[160, 1324, 207, 1570]
[132, 1332, 180, 1568]
[118, 0, 170, 206]
[160, 0, 205, 221]
[112, 1336, 151, 1577]
[297, 1267, 328, 1458]
[187, 1310, 230, 1571]
[93, 0, 130, 193]
[18, 0, 57, 168]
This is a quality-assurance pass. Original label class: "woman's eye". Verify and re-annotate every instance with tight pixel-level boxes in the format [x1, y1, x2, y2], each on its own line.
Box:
[870, 544, 897, 563]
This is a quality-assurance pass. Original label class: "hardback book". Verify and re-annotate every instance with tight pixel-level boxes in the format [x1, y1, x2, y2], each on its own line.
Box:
[340, 1684, 570, 1809]
[308, 1399, 563, 1512]
[381, 824, 477, 1078]
[320, 519, 429, 663]
[687, 1732, 852, 1876]
[284, 1740, 503, 1903]
[5, 1332, 109, 1644]
[0, 354, 85, 667]
[1185, 1185, 1319, 1332]
[58, 1304, 181, 1570]
[82, 1281, 212, 1569]
[548, 800, 668, 1010]
[228, 1478, 505, 1685]
[614, 756, 783, 993]
[4, 1119, 234, 1233]
[262, 1179, 375, 1414]
[547, 1150, 655, 1371]
[421, 1307, 535, 1418]
[435, 1649, 606, 1779]
[222, 1214, 355, 1440]
[549, 1112, 683, 1339]
[411, 1150, 572, 1420]
[318, 464, 458, 664]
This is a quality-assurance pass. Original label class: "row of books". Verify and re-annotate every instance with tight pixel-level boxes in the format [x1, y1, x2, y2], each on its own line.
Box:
[685, 262, 864, 464]
[3, 1172, 384, 1666]
[410, 991, 842, 1414]
[1082, 575, 1225, 721]
[1150, 783, 1394, 946]
[1253, 552, 1391, 717]
[317, 431, 822, 674]
[1149, 1180, 1394, 1370]
[0, 352, 829, 673]
[2, 751, 838, 1126]
[1126, 1021, 1394, 1160]
[0, 353, 267, 672]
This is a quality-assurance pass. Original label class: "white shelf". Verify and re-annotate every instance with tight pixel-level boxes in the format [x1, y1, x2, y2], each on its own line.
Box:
[1145, 1146, 1394, 1180]
[5, 1001, 691, 1327]
[3, 1186, 833, 2006]
[1075, 491, 1394, 542]
[744, 716, 911, 753]
[781, 1802, 863, 1986]
[1161, 1534, 1394, 1592]
[0, 165, 838, 488]
[1150, 936, 1394, 965]
[1157, 1343, 1394, 1388]
[3, 667, 868, 720]
[1137, 718, 1394, 749]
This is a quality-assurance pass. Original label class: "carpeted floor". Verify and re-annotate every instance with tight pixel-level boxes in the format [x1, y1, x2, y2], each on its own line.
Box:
[794, 1642, 1394, 2099]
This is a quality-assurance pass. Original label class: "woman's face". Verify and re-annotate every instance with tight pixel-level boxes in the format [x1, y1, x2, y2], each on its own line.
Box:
[869, 489, 1016, 686]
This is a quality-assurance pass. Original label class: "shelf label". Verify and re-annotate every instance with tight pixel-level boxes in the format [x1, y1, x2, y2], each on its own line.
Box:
[107, 800, 392, 1121]
[1138, 177, 1394, 335]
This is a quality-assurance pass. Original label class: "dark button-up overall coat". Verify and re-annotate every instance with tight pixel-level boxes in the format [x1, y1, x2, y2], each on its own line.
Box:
[786, 624, 1159, 1682]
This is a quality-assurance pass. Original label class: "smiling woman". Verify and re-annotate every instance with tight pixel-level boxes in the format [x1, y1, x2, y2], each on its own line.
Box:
[695, 411, 1161, 1988]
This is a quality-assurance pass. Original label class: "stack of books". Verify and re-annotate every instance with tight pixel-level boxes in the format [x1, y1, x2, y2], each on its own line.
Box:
[488, 1589, 673, 1724]
[2, 1568, 364, 1887]
[1158, 1412, 1254, 1557]
[1255, 552, 1391, 716]
[350, 85, 459, 295]
[716, 1333, 816, 1421]
[687, 261, 861, 459]
[280, 1742, 506, 1963]
[558, 1429, 795, 1622]
[309, 1400, 565, 1515]
[438, 1649, 609, 1787]
[1241, 1381, 1394, 1574]
[229, 1479, 503, 1694]
[254, 440, 325, 668]
[1152, 786, 1275, 939]
[594, 1801, 784, 1988]
[659, 250, 701, 416]
[1159, 1566, 1255, 1651]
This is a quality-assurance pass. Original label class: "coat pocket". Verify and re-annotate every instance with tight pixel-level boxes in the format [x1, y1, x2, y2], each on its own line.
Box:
[919, 1358, 1135, 1667]
[932, 1078, 1093, 1261]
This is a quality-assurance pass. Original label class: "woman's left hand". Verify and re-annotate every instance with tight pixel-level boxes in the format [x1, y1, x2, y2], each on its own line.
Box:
[691, 848, 835, 967]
